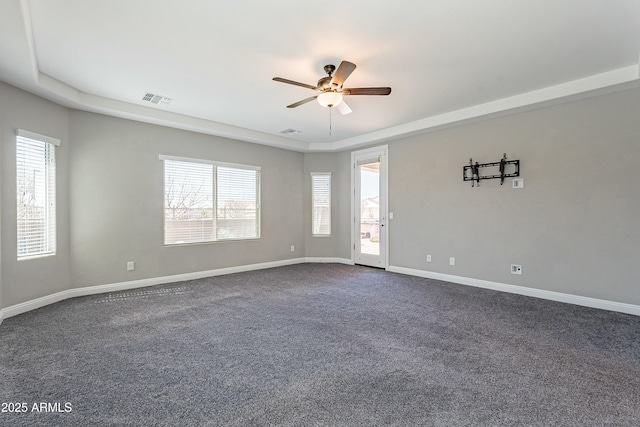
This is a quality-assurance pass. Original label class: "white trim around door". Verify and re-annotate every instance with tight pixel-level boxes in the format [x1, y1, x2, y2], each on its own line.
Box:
[351, 145, 389, 269]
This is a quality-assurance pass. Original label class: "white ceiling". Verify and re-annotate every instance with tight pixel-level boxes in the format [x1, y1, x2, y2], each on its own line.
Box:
[1, 0, 639, 152]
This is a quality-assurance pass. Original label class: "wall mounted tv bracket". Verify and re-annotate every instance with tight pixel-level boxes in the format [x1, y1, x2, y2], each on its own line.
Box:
[463, 153, 520, 187]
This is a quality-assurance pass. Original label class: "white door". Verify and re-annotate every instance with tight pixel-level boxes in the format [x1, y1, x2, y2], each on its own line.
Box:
[352, 146, 387, 268]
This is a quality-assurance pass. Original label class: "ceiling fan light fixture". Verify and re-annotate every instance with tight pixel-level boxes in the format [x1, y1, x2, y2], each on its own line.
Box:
[317, 91, 343, 108]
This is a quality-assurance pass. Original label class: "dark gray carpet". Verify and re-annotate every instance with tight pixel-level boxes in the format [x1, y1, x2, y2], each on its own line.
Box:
[1, 264, 639, 426]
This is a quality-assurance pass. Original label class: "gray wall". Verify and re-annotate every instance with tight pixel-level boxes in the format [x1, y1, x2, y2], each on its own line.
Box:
[69, 111, 304, 288]
[386, 87, 640, 305]
[1, 83, 305, 307]
[2, 80, 639, 311]
[0, 82, 71, 307]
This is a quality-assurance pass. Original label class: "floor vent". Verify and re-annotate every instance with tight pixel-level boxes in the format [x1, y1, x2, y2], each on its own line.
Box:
[93, 287, 192, 303]
[142, 92, 173, 105]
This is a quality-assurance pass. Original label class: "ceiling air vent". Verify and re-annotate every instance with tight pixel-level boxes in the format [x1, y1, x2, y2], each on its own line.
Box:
[279, 128, 301, 136]
[142, 92, 173, 105]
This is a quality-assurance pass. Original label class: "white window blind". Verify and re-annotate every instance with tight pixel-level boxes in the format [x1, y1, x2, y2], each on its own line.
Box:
[162, 156, 260, 245]
[311, 172, 331, 236]
[164, 160, 214, 245]
[216, 166, 260, 240]
[16, 133, 58, 259]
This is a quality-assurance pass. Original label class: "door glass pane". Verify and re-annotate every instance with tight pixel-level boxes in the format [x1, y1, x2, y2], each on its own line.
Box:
[360, 162, 380, 255]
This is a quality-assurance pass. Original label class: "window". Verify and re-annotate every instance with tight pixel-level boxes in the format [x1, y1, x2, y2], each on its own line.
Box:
[16, 130, 59, 259]
[311, 172, 331, 236]
[162, 156, 260, 244]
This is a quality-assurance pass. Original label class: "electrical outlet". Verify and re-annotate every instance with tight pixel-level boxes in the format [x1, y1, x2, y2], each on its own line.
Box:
[449, 257, 455, 266]
[290, 245, 295, 252]
[127, 261, 135, 271]
[426, 254, 432, 263]
[511, 264, 522, 275]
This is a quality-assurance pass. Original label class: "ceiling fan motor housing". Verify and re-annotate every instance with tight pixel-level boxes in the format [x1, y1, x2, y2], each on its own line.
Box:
[317, 76, 332, 91]
[318, 64, 338, 91]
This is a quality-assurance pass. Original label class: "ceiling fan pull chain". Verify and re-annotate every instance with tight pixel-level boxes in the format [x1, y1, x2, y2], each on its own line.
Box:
[329, 106, 332, 136]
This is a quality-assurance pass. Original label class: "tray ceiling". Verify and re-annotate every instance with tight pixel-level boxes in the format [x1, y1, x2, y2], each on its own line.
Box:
[1, 0, 639, 151]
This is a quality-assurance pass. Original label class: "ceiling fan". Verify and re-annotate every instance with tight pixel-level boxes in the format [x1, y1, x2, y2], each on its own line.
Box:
[273, 60, 391, 115]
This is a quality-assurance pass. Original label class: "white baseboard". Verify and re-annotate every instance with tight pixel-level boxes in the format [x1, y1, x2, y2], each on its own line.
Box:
[66, 258, 308, 300]
[0, 257, 352, 324]
[3, 259, 636, 325]
[388, 265, 640, 316]
[0, 289, 71, 326]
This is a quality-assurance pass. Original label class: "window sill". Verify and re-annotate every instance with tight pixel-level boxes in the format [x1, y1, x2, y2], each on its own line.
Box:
[18, 252, 56, 261]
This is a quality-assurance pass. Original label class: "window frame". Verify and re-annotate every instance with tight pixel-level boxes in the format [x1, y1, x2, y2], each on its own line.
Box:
[15, 129, 60, 260]
[160, 155, 261, 245]
[311, 172, 332, 237]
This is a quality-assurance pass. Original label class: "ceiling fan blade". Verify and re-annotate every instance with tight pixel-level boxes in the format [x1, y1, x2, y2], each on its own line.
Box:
[287, 96, 318, 108]
[336, 100, 352, 115]
[343, 87, 392, 96]
[273, 77, 319, 91]
[330, 61, 356, 87]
